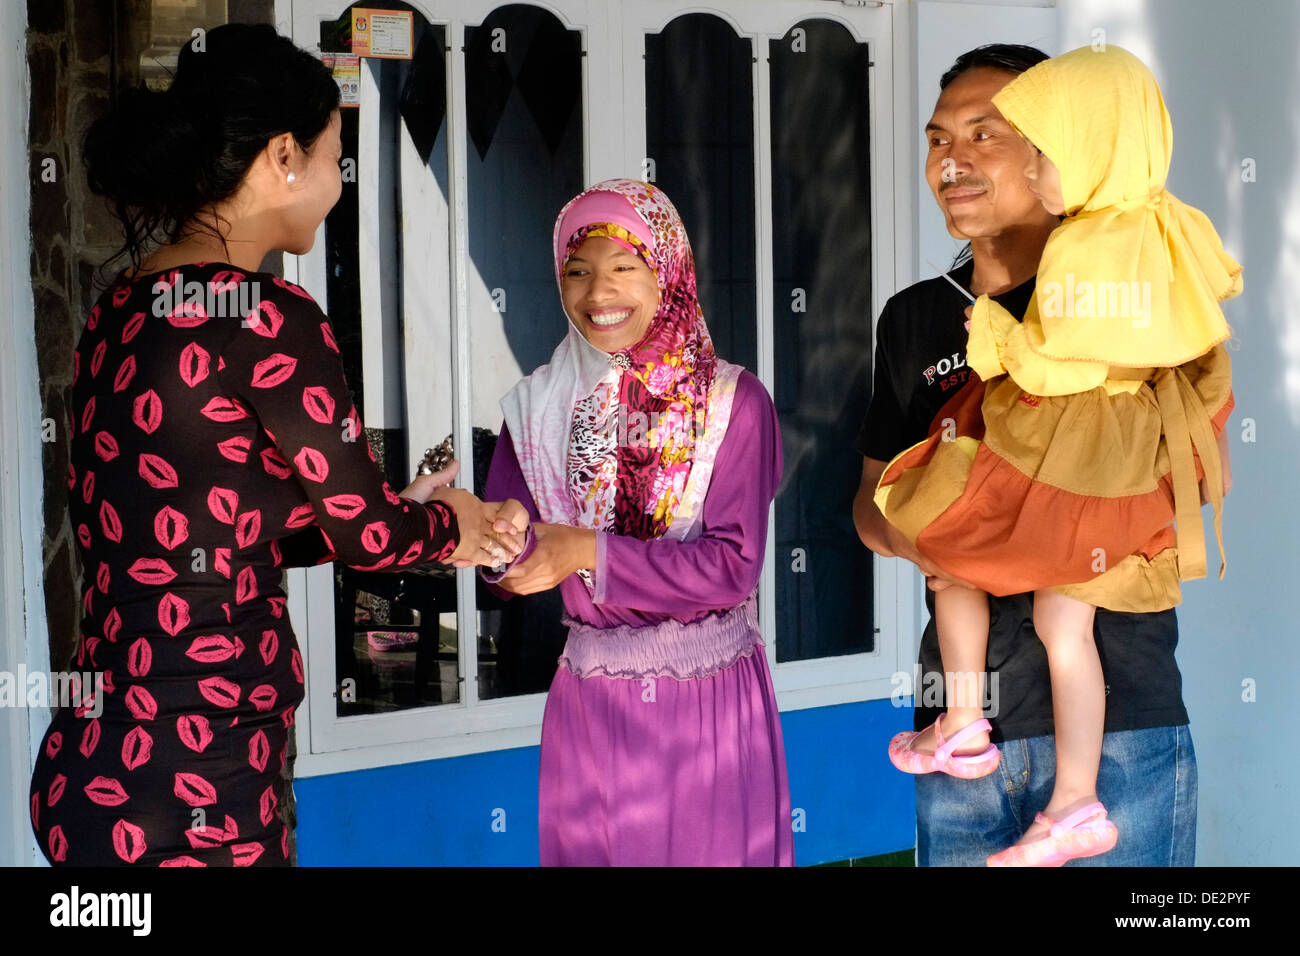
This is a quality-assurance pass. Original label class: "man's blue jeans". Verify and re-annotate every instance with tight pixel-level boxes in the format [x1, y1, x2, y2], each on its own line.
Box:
[916, 725, 1197, 866]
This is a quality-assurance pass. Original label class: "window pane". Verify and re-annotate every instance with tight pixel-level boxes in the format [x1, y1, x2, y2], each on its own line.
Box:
[321, 9, 463, 715]
[465, 4, 583, 700]
[769, 21, 874, 661]
[645, 13, 757, 371]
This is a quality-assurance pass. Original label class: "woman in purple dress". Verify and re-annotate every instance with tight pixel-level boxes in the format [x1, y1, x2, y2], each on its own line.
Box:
[483, 179, 793, 866]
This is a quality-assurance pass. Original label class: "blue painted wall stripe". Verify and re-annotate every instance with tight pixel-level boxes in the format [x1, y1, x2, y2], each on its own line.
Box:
[295, 698, 916, 866]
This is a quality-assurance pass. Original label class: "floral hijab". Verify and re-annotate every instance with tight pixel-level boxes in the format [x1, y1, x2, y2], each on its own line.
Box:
[500, 179, 740, 548]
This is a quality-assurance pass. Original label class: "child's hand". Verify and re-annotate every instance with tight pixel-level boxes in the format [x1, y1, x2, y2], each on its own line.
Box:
[964, 304, 973, 331]
[400, 459, 459, 502]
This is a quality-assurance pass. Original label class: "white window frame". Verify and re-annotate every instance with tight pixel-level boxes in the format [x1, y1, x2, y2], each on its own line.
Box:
[278, 0, 917, 778]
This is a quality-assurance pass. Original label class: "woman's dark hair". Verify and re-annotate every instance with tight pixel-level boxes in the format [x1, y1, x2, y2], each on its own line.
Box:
[85, 22, 340, 271]
[939, 43, 1050, 90]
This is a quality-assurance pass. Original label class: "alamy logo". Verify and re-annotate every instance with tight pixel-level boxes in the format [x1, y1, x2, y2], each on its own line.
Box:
[152, 272, 262, 321]
[606, 404, 709, 450]
[0, 667, 103, 717]
[890, 666, 1000, 716]
[49, 886, 151, 936]
[1039, 273, 1153, 326]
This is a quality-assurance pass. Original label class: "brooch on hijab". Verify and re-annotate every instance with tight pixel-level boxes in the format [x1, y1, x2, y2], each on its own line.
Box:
[609, 351, 631, 371]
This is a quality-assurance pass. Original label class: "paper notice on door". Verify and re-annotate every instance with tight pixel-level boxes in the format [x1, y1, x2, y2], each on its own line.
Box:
[350, 9, 414, 60]
[322, 55, 361, 107]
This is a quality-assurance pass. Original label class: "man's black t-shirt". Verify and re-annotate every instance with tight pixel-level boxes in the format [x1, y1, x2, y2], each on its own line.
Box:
[858, 259, 1188, 742]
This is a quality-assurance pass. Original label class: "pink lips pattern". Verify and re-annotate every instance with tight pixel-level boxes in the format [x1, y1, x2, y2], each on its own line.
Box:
[245, 300, 284, 338]
[139, 452, 179, 489]
[32, 266, 460, 865]
[113, 355, 137, 393]
[248, 730, 270, 773]
[217, 435, 251, 462]
[121, 726, 153, 770]
[179, 341, 210, 387]
[127, 637, 153, 677]
[301, 385, 336, 424]
[154, 505, 189, 549]
[112, 819, 147, 863]
[174, 772, 218, 807]
[185, 634, 238, 663]
[80, 719, 100, 758]
[177, 714, 213, 753]
[94, 430, 120, 461]
[121, 310, 146, 344]
[131, 389, 163, 434]
[85, 776, 130, 806]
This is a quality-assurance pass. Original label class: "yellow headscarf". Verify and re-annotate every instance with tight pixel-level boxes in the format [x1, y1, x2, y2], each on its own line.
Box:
[992, 45, 1241, 367]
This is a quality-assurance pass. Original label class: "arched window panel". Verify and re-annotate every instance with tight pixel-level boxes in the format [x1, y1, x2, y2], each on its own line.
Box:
[645, 13, 757, 372]
[319, 5, 463, 715]
[769, 19, 874, 662]
[465, 4, 583, 700]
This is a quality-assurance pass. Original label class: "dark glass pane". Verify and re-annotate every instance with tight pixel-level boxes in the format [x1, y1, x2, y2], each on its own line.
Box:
[645, 14, 757, 371]
[465, 4, 582, 699]
[770, 21, 874, 661]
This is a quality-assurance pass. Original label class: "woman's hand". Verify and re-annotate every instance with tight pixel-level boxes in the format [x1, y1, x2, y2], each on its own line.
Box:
[466, 498, 531, 569]
[925, 573, 978, 593]
[497, 523, 597, 594]
[399, 460, 528, 567]
[420, 477, 529, 568]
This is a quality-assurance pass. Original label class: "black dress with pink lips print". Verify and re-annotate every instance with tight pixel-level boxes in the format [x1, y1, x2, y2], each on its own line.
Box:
[30, 262, 459, 866]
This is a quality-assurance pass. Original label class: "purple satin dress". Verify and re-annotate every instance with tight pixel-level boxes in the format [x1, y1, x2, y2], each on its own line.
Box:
[484, 371, 794, 866]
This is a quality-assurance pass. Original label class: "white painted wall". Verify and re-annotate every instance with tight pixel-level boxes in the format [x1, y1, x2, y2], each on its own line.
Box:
[1053, 0, 1300, 867]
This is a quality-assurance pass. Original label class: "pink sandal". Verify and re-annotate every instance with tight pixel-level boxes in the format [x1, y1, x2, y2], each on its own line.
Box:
[888, 713, 1001, 779]
[986, 801, 1119, 867]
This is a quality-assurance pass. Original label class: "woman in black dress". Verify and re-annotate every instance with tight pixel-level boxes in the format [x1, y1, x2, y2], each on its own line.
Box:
[28, 24, 525, 866]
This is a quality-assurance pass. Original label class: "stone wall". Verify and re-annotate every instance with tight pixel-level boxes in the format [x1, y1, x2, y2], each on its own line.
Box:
[29, 0, 124, 677]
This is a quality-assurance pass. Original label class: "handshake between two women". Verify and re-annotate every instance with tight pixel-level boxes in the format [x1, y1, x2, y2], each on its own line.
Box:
[399, 460, 530, 570]
[400, 458, 598, 594]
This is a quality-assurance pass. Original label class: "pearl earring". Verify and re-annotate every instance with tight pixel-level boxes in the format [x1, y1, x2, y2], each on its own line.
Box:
[286, 172, 296, 184]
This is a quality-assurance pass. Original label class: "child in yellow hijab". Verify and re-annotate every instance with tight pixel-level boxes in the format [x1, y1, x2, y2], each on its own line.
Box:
[877, 45, 1239, 865]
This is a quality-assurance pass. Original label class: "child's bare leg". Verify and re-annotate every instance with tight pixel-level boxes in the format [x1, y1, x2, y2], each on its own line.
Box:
[908, 585, 991, 755]
[1017, 589, 1104, 846]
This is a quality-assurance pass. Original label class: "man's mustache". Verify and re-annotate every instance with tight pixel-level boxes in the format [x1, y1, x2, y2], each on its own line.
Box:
[938, 177, 990, 194]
